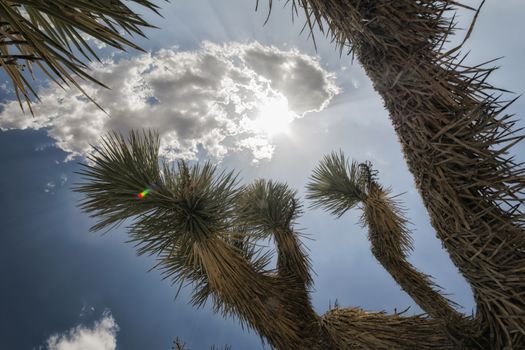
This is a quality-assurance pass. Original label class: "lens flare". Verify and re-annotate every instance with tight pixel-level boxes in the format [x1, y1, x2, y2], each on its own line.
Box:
[137, 189, 151, 199]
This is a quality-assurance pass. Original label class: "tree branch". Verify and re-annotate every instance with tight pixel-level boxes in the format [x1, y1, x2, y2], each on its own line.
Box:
[362, 183, 461, 321]
[322, 306, 455, 349]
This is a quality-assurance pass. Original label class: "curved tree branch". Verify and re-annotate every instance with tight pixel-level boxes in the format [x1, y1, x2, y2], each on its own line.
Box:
[362, 181, 461, 321]
[321, 306, 454, 350]
[307, 152, 481, 346]
[234, 179, 330, 347]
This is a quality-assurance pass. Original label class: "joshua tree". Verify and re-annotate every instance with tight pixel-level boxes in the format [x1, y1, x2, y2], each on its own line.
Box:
[70, 0, 523, 349]
[76, 131, 477, 349]
[283, 0, 525, 348]
[0, 0, 162, 112]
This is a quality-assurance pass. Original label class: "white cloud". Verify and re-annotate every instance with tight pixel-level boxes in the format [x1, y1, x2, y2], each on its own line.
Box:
[0, 41, 339, 162]
[60, 174, 68, 186]
[80, 32, 108, 50]
[44, 182, 55, 194]
[79, 303, 96, 318]
[44, 311, 119, 350]
[35, 142, 57, 152]
[43, 174, 68, 194]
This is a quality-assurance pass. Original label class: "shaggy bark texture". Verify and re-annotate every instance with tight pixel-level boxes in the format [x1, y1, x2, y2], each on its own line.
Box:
[294, 0, 525, 348]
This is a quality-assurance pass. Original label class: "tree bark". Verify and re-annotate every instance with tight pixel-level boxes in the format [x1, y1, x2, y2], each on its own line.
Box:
[294, 0, 525, 348]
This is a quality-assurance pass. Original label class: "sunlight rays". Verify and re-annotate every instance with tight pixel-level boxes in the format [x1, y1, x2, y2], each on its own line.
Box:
[252, 96, 296, 137]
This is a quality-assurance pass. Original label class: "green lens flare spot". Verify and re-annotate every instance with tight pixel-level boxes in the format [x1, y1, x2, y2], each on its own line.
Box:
[137, 188, 151, 199]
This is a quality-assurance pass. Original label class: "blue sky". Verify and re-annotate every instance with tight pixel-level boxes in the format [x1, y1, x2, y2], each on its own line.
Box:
[1, 1, 524, 349]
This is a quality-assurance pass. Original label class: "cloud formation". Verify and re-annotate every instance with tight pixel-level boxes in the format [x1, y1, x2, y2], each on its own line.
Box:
[0, 42, 339, 162]
[43, 174, 68, 194]
[44, 311, 119, 350]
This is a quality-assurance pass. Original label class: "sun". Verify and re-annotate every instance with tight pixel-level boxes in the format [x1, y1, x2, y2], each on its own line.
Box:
[253, 96, 296, 136]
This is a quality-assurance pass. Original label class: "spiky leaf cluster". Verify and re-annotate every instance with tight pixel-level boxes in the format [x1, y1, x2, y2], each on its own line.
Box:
[306, 151, 368, 217]
[0, 0, 164, 113]
[159, 160, 239, 242]
[130, 161, 243, 307]
[76, 131, 239, 241]
[235, 179, 301, 238]
[235, 179, 313, 286]
[75, 130, 163, 232]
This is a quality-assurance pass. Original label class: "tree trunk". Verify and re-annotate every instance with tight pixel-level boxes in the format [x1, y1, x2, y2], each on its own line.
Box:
[295, 0, 525, 348]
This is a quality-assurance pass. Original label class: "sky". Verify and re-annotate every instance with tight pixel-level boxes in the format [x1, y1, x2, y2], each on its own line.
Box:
[1, 1, 524, 349]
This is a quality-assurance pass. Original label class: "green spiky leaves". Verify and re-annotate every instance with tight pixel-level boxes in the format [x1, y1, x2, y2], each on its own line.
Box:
[75, 130, 163, 232]
[75, 131, 239, 244]
[234, 179, 312, 285]
[160, 161, 239, 242]
[306, 151, 369, 217]
[0, 0, 165, 113]
[236, 179, 301, 237]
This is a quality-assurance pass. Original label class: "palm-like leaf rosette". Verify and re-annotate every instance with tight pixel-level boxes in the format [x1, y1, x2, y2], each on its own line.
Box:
[0, 0, 164, 113]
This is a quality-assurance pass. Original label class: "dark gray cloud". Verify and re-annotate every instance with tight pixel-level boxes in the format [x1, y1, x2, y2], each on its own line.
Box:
[0, 42, 339, 162]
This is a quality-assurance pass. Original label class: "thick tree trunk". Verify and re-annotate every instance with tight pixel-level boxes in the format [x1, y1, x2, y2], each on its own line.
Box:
[358, 25, 525, 350]
[294, 0, 525, 348]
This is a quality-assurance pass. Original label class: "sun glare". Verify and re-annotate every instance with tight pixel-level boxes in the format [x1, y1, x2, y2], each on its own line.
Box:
[253, 96, 296, 136]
